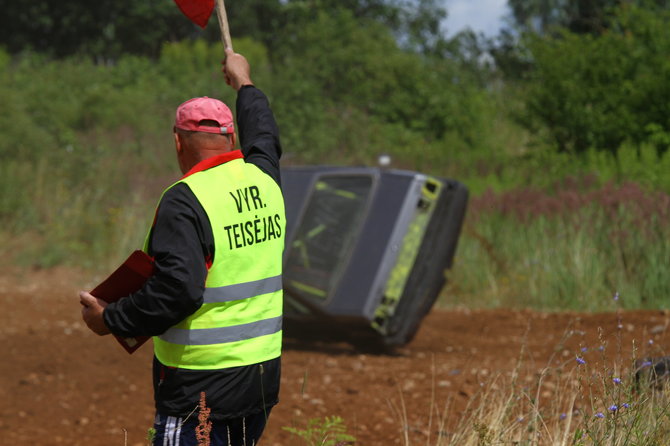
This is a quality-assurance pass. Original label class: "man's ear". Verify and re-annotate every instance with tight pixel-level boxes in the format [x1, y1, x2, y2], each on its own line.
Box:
[174, 132, 183, 154]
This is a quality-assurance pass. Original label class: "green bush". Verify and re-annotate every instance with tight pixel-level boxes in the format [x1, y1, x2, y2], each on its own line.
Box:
[448, 179, 670, 311]
[521, 4, 670, 155]
[4, 20, 670, 317]
[283, 416, 355, 446]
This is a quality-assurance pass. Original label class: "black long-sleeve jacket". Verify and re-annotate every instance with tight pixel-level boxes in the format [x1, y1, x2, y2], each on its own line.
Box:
[103, 86, 283, 419]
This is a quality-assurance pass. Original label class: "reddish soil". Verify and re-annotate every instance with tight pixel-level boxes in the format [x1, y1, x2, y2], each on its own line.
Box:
[2, 268, 669, 445]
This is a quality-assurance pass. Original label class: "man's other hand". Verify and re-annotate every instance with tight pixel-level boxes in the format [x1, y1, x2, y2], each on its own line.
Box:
[223, 49, 253, 91]
[79, 291, 111, 336]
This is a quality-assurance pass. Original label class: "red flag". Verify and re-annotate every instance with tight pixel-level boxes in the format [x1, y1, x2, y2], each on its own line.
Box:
[174, 0, 215, 28]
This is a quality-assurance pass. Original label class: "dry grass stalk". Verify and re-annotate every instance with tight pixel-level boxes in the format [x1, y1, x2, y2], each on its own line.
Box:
[196, 391, 212, 446]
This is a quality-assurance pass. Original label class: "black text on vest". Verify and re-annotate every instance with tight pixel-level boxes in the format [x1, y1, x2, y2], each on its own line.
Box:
[229, 186, 265, 213]
[224, 186, 281, 250]
[223, 214, 282, 250]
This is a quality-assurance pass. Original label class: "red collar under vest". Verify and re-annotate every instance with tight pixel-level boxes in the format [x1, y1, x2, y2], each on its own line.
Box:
[181, 150, 244, 180]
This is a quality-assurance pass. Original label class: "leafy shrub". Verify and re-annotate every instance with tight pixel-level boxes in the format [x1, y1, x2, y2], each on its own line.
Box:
[283, 416, 355, 446]
[449, 178, 670, 310]
[521, 4, 670, 155]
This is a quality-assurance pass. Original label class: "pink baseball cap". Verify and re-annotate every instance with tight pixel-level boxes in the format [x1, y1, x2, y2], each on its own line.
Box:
[174, 97, 235, 135]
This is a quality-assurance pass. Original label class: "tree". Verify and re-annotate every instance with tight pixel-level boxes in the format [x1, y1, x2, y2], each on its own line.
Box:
[270, 8, 489, 144]
[520, 4, 670, 154]
[507, 0, 618, 35]
[0, 0, 453, 62]
[0, 0, 197, 59]
[506, 0, 670, 36]
[226, 0, 450, 58]
[494, 0, 670, 80]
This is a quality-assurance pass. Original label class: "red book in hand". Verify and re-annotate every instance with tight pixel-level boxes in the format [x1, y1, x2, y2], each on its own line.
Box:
[91, 250, 155, 354]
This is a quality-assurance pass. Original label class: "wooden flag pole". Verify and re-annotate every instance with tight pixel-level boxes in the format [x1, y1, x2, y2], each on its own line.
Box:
[215, 0, 233, 51]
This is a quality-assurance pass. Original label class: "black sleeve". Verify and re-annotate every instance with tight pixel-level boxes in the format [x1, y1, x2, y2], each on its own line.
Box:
[103, 183, 213, 338]
[236, 85, 282, 185]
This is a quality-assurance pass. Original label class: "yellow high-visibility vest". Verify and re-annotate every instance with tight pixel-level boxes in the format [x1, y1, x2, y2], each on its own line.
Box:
[145, 155, 285, 370]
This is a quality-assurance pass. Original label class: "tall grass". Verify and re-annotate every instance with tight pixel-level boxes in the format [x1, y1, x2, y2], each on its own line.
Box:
[2, 40, 670, 309]
[447, 177, 670, 311]
[0, 42, 241, 269]
[432, 355, 670, 445]
[385, 310, 670, 445]
[0, 39, 500, 270]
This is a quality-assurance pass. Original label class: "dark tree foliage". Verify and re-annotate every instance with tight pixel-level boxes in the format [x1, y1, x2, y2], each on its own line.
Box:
[0, 0, 198, 59]
[507, 0, 617, 35]
[0, 0, 450, 60]
[223, 0, 286, 51]
[507, 0, 670, 35]
[494, 0, 670, 80]
[226, 0, 449, 57]
[520, 4, 670, 155]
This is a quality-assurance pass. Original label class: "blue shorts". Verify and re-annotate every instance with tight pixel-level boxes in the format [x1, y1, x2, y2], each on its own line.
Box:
[152, 409, 271, 446]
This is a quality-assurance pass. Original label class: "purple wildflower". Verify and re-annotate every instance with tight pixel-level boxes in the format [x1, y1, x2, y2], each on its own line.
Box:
[622, 403, 630, 409]
[576, 357, 586, 365]
[559, 413, 567, 420]
[640, 361, 653, 368]
[609, 405, 618, 412]
[613, 292, 619, 301]
[613, 377, 621, 385]
[581, 347, 588, 353]
[595, 412, 605, 419]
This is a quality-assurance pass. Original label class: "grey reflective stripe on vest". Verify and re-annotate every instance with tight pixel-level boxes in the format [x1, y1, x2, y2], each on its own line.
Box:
[158, 315, 282, 346]
[202, 275, 282, 304]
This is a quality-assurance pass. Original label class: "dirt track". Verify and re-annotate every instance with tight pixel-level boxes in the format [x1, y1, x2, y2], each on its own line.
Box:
[2, 268, 669, 445]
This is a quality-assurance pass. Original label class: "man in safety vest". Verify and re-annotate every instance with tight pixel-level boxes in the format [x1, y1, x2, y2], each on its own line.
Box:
[79, 49, 284, 446]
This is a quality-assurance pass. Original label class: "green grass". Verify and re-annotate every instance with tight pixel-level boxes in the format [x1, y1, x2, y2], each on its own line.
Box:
[381, 311, 670, 445]
[1, 43, 669, 311]
[283, 416, 356, 446]
[285, 312, 670, 445]
[445, 179, 670, 312]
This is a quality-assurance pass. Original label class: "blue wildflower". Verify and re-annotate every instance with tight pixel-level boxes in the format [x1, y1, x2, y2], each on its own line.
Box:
[613, 292, 619, 301]
[581, 347, 588, 353]
[595, 412, 605, 418]
[622, 403, 630, 409]
[613, 377, 621, 385]
[576, 357, 586, 365]
[609, 405, 618, 412]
